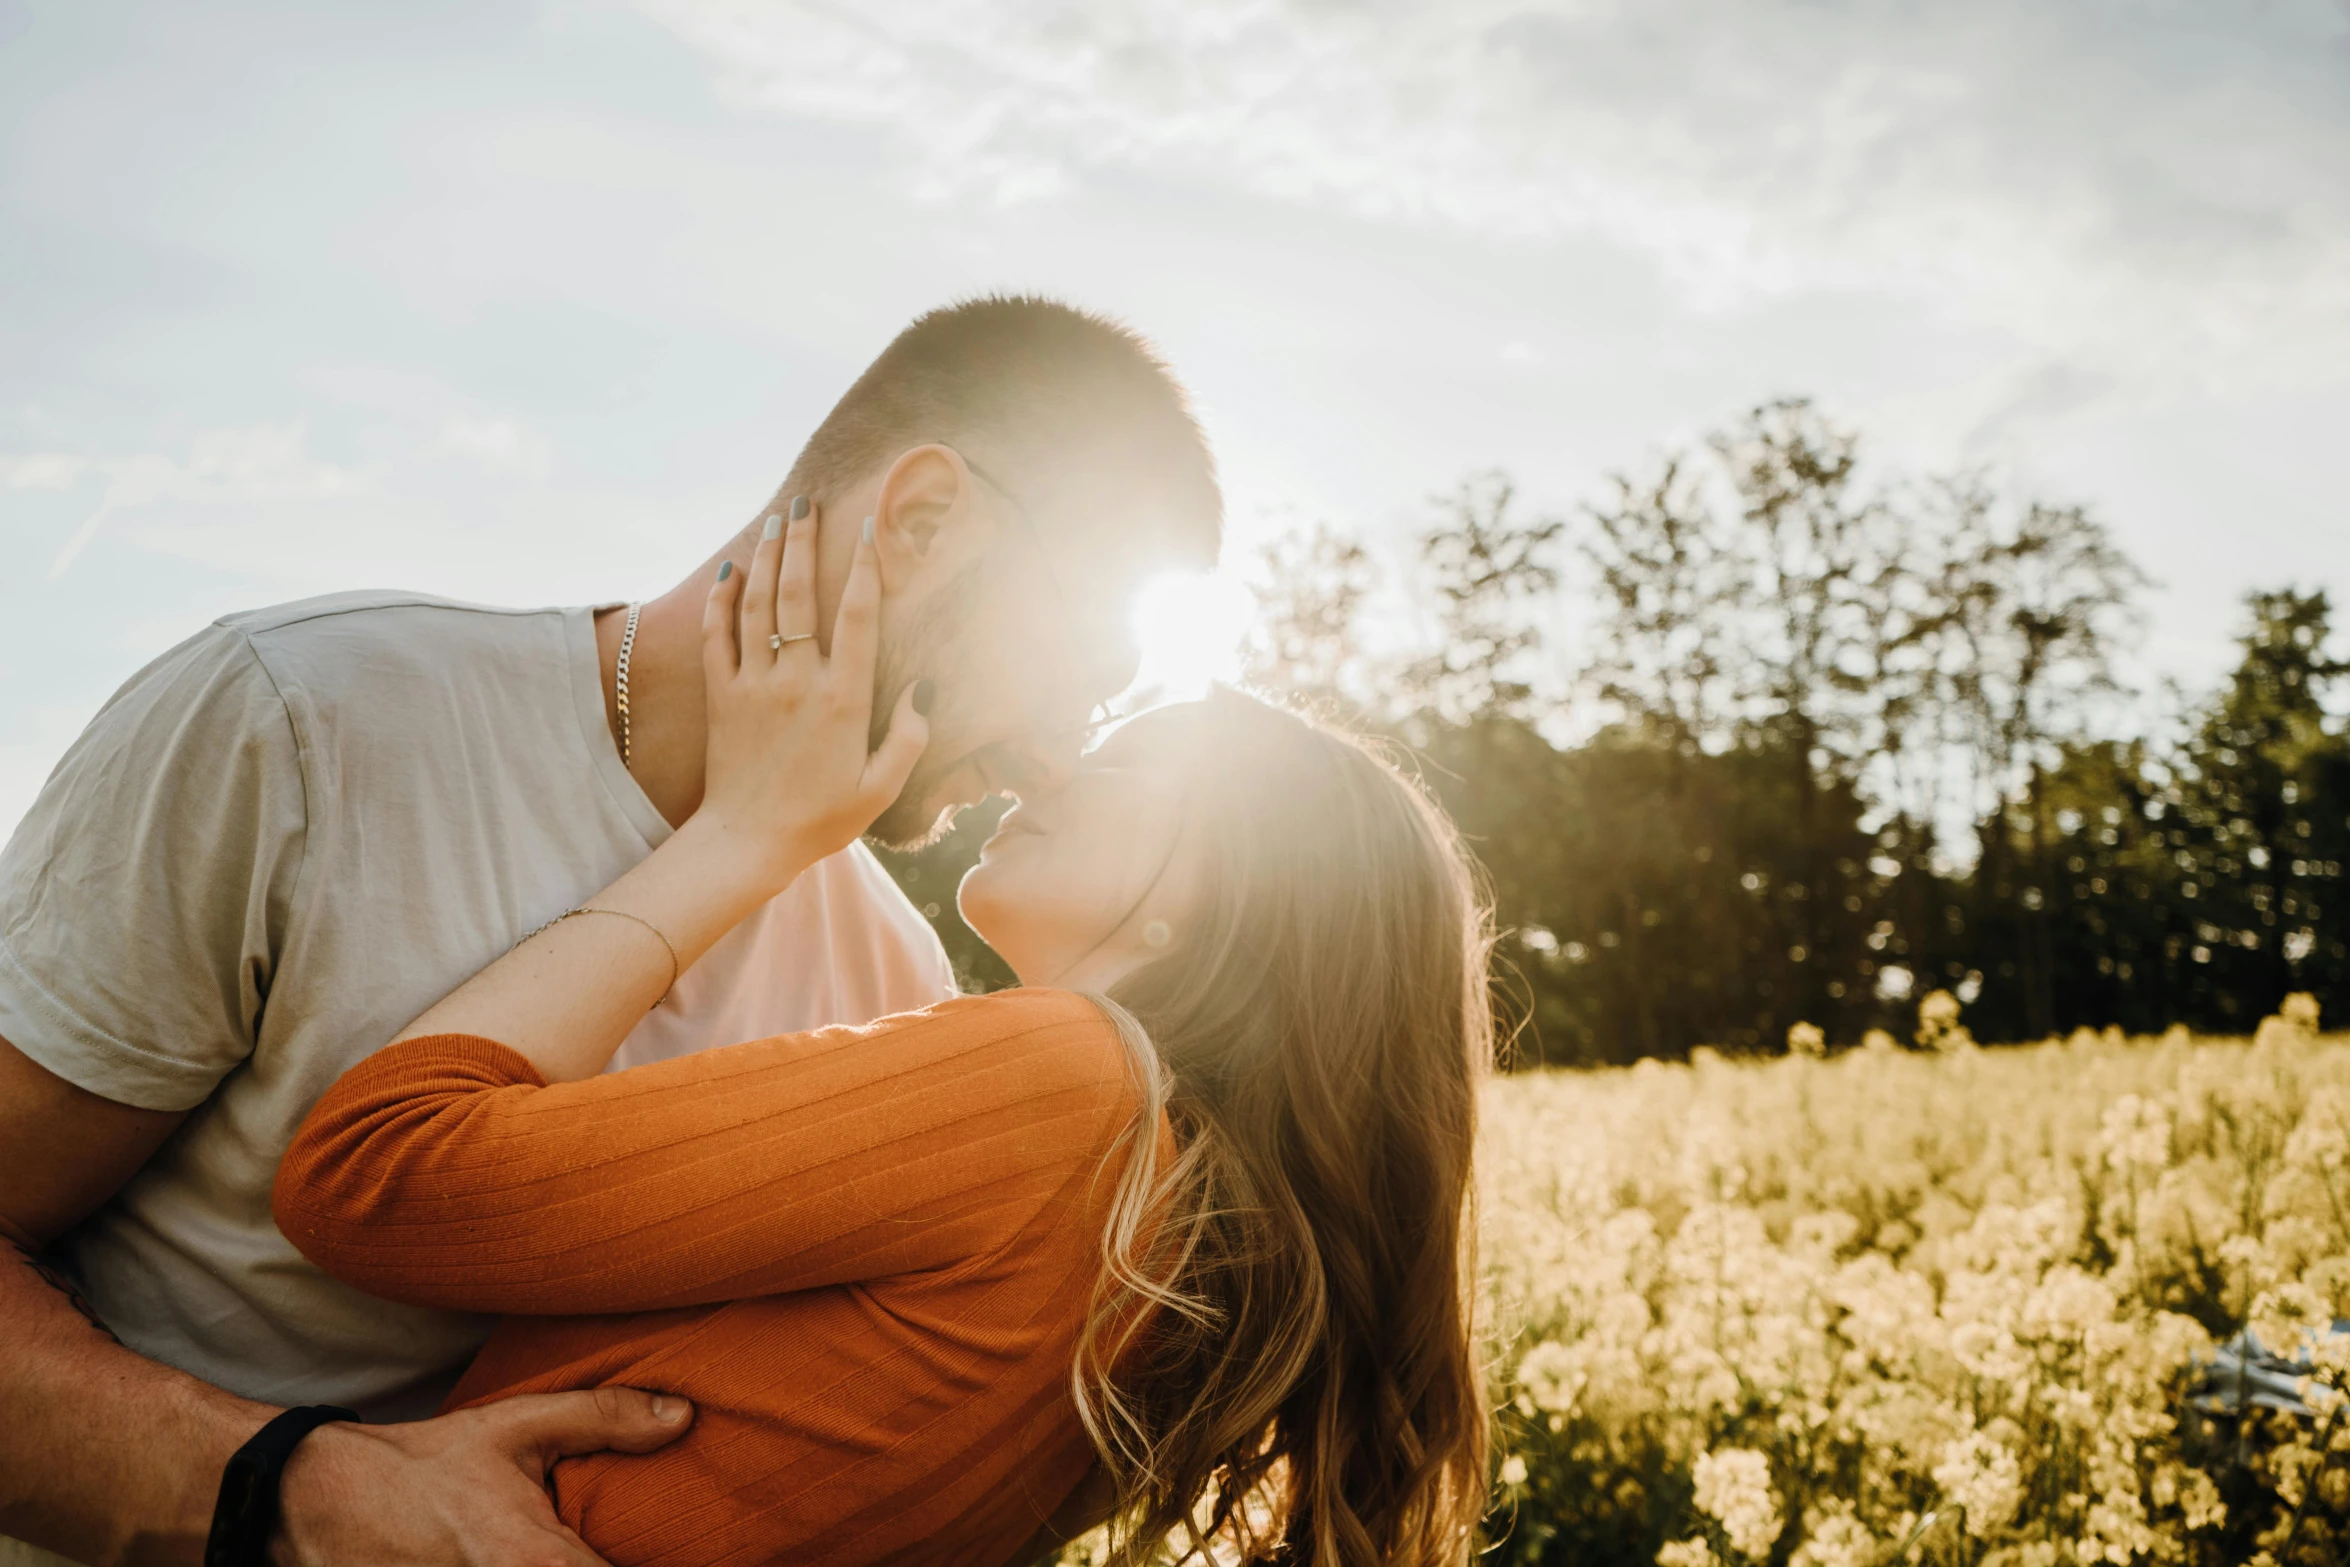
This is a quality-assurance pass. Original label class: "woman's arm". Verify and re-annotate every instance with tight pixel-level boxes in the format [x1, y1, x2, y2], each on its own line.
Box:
[395, 504, 927, 1082]
[271, 991, 1133, 1314]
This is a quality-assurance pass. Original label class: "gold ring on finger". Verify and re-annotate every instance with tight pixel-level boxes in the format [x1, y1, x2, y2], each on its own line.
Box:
[770, 632, 815, 652]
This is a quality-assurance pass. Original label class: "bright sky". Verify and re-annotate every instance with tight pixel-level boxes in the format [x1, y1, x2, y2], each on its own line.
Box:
[5, 1, 2348, 840]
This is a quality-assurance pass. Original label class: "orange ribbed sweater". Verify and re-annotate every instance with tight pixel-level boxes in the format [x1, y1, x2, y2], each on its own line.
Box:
[273, 988, 1157, 1567]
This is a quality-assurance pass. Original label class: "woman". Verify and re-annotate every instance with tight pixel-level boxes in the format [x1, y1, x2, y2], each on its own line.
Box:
[273, 510, 1493, 1567]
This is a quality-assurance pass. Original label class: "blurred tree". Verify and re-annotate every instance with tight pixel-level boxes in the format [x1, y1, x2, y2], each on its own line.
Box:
[1415, 719, 1882, 1065]
[1937, 590, 2345, 1038]
[1709, 399, 1894, 771]
[1710, 402, 1918, 1030]
[1404, 473, 1563, 721]
[1240, 520, 1380, 713]
[2166, 590, 2350, 1025]
[1579, 453, 1741, 746]
[1577, 401, 1936, 1042]
[872, 404, 2340, 1057]
[1930, 739, 2179, 1039]
[1943, 497, 2148, 1035]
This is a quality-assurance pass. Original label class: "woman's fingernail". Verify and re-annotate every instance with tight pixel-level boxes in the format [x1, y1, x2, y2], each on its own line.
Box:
[789, 494, 810, 522]
[716, 560, 734, 582]
[911, 679, 935, 717]
[762, 513, 783, 541]
[652, 1395, 686, 1423]
[861, 515, 875, 545]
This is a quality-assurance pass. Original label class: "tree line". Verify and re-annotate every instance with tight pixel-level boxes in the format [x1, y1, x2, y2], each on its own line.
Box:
[882, 399, 2349, 1064]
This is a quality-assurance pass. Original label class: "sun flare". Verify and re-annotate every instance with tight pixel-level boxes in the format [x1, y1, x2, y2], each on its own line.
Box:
[1127, 569, 1255, 704]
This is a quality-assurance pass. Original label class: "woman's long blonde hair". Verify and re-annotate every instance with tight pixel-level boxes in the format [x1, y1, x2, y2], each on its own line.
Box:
[1071, 691, 1495, 1567]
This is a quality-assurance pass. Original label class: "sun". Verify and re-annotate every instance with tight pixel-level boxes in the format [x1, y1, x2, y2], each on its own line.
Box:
[1127, 569, 1255, 704]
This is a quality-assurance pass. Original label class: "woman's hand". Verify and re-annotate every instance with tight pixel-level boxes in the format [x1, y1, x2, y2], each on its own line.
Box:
[688, 500, 930, 895]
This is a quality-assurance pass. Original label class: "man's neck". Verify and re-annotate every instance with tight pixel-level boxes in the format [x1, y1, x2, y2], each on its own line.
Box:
[600, 504, 864, 827]
[595, 580, 714, 829]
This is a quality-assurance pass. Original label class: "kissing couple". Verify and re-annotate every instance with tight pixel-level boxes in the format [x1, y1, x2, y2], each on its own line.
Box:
[0, 298, 1492, 1567]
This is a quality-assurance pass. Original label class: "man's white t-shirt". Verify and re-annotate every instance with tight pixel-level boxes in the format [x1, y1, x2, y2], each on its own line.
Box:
[0, 590, 957, 1421]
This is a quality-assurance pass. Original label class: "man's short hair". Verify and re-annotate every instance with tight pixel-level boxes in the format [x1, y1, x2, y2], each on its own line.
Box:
[785, 295, 1221, 560]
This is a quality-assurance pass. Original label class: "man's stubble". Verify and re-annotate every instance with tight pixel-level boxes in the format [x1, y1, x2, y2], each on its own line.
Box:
[864, 562, 988, 852]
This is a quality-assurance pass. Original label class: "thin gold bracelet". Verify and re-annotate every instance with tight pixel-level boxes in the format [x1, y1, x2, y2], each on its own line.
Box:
[521, 906, 681, 995]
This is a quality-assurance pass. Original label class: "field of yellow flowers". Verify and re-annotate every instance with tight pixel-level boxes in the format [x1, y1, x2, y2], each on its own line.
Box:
[1482, 995, 2350, 1567]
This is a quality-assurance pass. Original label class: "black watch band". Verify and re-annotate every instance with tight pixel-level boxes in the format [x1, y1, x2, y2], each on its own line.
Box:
[203, 1405, 358, 1567]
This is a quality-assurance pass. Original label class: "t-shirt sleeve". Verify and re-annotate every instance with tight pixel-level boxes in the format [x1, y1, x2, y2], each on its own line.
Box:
[0, 623, 308, 1110]
[272, 990, 1137, 1314]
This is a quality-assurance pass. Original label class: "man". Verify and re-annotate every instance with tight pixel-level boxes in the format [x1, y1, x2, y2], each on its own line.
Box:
[0, 295, 1222, 1567]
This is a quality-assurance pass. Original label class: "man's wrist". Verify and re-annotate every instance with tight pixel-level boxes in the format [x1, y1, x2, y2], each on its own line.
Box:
[204, 1407, 355, 1567]
[261, 1419, 373, 1567]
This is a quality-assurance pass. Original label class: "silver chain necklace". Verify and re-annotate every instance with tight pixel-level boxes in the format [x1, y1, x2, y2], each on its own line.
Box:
[616, 602, 642, 767]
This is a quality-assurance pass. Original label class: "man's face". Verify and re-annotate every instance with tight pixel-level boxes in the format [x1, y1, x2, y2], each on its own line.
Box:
[864, 472, 1163, 849]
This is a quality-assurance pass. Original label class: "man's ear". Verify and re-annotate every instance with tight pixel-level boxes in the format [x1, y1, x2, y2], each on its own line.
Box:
[872, 445, 980, 590]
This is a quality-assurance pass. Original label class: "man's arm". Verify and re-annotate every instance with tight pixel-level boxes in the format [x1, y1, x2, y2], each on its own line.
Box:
[0, 1036, 692, 1567]
[0, 1032, 272, 1564]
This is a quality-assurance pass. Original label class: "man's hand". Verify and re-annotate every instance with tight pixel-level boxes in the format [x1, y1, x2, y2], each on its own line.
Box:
[274, 1389, 693, 1567]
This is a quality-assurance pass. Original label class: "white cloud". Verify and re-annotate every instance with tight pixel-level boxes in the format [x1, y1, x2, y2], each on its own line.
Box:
[179, 423, 358, 498]
[2, 453, 87, 490]
[441, 417, 553, 479]
[640, 0, 2350, 395]
[35, 422, 359, 579]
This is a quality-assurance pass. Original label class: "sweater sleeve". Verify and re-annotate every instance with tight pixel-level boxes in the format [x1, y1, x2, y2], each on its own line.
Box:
[271, 989, 1136, 1314]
